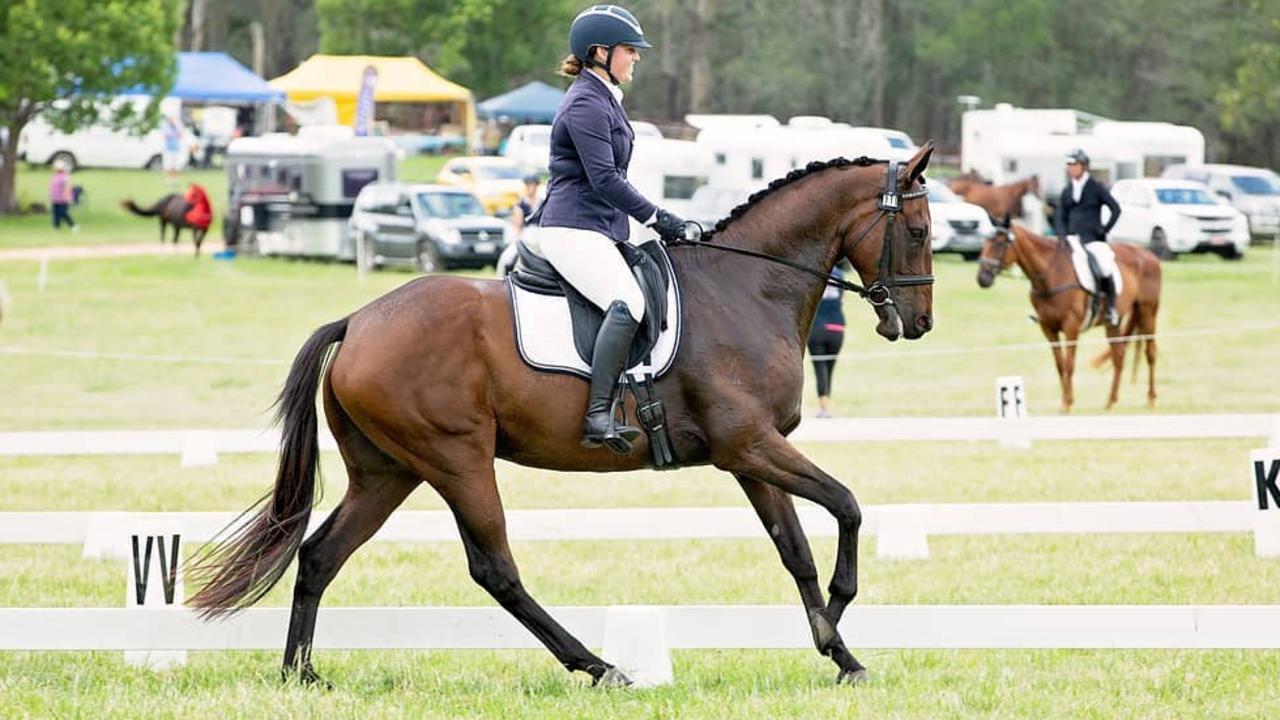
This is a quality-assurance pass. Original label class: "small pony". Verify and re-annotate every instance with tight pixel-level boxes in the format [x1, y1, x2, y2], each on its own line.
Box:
[122, 184, 213, 256]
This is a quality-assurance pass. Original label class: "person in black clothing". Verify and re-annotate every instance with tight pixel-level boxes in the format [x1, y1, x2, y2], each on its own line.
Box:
[807, 266, 846, 418]
[1055, 148, 1122, 325]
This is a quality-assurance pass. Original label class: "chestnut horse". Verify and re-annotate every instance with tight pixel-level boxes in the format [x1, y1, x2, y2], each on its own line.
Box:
[949, 175, 1040, 227]
[976, 225, 1162, 412]
[188, 146, 938, 687]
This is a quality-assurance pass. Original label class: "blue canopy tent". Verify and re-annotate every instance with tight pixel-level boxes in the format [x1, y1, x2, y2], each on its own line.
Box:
[167, 52, 285, 103]
[477, 81, 564, 123]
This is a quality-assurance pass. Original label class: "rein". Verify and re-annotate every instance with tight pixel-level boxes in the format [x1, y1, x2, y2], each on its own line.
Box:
[670, 161, 931, 307]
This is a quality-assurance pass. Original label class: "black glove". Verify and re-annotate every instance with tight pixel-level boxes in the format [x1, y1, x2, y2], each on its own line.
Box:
[649, 208, 686, 243]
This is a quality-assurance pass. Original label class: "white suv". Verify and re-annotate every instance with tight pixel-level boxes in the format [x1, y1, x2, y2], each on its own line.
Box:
[927, 182, 996, 260]
[1108, 178, 1248, 259]
[1162, 164, 1280, 240]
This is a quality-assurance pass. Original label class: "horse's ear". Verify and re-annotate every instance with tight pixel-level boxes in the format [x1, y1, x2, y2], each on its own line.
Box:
[905, 141, 935, 184]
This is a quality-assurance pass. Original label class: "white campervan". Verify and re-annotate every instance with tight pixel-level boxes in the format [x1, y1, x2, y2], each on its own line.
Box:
[696, 118, 895, 192]
[626, 136, 716, 238]
[19, 97, 196, 171]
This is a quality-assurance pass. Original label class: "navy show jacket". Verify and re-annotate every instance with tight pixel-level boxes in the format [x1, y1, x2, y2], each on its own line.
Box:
[1056, 176, 1121, 243]
[535, 72, 656, 241]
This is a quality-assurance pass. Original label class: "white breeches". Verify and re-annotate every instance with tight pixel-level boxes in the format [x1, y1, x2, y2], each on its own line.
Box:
[523, 226, 645, 322]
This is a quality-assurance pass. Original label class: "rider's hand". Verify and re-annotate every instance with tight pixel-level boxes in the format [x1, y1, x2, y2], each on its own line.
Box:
[648, 208, 686, 243]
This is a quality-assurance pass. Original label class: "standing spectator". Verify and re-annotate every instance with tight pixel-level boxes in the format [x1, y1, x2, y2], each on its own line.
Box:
[48, 159, 77, 232]
[496, 174, 544, 278]
[162, 114, 183, 182]
[807, 265, 847, 417]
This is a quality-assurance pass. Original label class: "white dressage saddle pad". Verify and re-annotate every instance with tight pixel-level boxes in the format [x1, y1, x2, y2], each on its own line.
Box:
[507, 258, 683, 382]
[1065, 235, 1123, 296]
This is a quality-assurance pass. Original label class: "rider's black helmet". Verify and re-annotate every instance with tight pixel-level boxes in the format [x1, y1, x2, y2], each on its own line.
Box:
[1065, 148, 1090, 166]
[570, 5, 653, 70]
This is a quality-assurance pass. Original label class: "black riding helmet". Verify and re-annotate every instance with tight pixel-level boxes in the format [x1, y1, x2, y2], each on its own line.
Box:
[1065, 148, 1090, 167]
[570, 5, 653, 85]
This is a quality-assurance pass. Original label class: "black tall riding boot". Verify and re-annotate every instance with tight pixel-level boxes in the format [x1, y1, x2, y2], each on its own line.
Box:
[1099, 275, 1120, 326]
[582, 301, 642, 453]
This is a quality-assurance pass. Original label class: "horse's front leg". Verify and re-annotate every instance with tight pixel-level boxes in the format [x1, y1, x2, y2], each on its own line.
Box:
[720, 432, 865, 683]
[734, 474, 866, 684]
[1041, 325, 1071, 413]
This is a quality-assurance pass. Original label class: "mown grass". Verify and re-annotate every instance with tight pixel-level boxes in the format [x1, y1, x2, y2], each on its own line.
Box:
[0, 155, 450, 251]
[1, 249, 1277, 428]
[0, 199, 1277, 717]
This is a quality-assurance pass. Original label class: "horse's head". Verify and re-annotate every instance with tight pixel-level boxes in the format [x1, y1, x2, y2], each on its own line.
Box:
[976, 225, 1017, 288]
[843, 143, 935, 341]
[1024, 175, 1042, 199]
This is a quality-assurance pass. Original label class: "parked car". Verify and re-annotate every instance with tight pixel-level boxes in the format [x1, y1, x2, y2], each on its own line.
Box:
[502, 124, 552, 170]
[927, 181, 996, 260]
[1162, 163, 1280, 240]
[348, 182, 512, 272]
[436, 156, 527, 216]
[1108, 178, 1248, 259]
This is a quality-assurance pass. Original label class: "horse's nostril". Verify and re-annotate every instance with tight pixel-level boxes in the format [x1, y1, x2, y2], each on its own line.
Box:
[916, 314, 933, 331]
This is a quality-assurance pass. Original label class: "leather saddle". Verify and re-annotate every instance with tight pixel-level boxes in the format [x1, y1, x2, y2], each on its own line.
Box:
[509, 239, 672, 368]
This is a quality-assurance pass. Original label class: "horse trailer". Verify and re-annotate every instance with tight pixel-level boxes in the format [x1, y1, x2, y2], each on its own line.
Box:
[223, 130, 400, 259]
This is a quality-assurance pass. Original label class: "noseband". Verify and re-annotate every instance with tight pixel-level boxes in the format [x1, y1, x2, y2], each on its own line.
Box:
[978, 226, 1014, 272]
[672, 159, 932, 308]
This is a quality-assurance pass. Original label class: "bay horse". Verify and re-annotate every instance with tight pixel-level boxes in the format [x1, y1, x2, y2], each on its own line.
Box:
[188, 146, 938, 687]
[122, 185, 212, 256]
[976, 224, 1162, 412]
[949, 175, 1040, 227]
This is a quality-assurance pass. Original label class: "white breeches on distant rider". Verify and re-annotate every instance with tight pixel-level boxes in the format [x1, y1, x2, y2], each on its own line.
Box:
[1066, 235, 1122, 295]
[523, 226, 645, 322]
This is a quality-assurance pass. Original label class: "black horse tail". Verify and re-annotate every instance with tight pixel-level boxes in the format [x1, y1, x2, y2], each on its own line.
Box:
[120, 198, 168, 217]
[188, 317, 349, 619]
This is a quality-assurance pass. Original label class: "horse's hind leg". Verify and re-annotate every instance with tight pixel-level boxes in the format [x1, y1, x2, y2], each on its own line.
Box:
[282, 393, 420, 684]
[722, 432, 866, 683]
[1140, 302, 1159, 407]
[736, 474, 866, 684]
[436, 464, 619, 684]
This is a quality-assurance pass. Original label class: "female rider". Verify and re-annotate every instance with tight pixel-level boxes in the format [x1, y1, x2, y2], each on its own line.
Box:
[525, 5, 687, 453]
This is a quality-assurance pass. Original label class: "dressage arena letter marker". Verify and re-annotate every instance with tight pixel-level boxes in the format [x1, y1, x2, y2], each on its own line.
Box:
[124, 521, 186, 669]
[1252, 449, 1280, 558]
[995, 376, 1031, 449]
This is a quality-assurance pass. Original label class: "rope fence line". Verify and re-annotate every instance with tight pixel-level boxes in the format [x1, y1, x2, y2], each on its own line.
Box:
[810, 320, 1280, 361]
[2, 320, 1277, 367]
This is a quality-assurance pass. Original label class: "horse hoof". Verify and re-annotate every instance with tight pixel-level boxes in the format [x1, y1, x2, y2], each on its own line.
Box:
[837, 668, 869, 686]
[594, 666, 634, 688]
[282, 663, 334, 690]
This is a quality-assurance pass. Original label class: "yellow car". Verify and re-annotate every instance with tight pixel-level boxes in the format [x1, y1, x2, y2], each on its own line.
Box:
[436, 157, 526, 216]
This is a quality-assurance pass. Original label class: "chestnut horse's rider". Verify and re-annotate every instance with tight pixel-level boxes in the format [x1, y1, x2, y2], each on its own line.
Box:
[523, 5, 688, 452]
[1056, 148, 1122, 326]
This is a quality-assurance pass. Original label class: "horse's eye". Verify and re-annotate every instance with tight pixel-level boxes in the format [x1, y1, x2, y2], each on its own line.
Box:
[909, 227, 927, 241]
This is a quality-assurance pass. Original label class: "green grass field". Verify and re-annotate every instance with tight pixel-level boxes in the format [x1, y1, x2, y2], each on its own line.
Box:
[0, 155, 450, 251]
[0, 183, 1278, 717]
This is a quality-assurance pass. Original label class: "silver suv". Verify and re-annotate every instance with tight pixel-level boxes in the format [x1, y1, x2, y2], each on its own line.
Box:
[348, 182, 512, 272]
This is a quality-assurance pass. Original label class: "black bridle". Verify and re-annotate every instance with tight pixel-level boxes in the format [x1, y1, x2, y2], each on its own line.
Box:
[670, 160, 932, 307]
[979, 226, 1081, 297]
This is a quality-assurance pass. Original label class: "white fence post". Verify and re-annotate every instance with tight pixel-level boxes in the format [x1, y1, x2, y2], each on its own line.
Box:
[601, 605, 673, 687]
[1252, 448, 1280, 558]
[124, 520, 186, 669]
[876, 505, 930, 560]
[995, 376, 1032, 449]
[179, 431, 219, 468]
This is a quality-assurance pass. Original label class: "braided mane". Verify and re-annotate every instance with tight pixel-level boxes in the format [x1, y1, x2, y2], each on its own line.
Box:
[708, 156, 885, 237]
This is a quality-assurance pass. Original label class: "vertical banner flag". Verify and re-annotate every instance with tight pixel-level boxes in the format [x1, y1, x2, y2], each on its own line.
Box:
[354, 65, 379, 137]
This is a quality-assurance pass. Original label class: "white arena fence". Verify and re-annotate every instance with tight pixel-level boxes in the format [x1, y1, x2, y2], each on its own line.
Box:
[0, 500, 1266, 561]
[0, 413, 1277, 466]
[3, 605, 1280, 651]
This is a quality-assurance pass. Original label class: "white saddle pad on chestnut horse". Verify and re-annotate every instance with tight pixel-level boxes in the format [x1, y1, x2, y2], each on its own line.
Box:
[1066, 235, 1123, 296]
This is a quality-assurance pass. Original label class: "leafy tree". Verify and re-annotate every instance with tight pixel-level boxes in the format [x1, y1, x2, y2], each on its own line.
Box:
[317, 0, 576, 98]
[0, 0, 179, 214]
